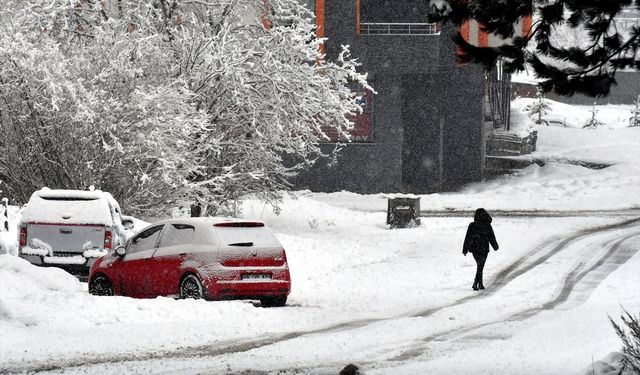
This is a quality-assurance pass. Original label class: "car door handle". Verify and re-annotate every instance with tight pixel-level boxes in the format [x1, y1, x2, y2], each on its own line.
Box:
[60, 229, 72, 234]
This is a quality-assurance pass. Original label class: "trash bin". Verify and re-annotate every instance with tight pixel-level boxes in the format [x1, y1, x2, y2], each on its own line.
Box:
[387, 197, 421, 229]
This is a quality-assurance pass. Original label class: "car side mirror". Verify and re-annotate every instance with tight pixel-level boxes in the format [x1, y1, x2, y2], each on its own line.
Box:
[115, 245, 126, 257]
[122, 218, 134, 231]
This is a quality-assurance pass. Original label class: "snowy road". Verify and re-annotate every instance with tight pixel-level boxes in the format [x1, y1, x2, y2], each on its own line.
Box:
[389, 219, 639, 363]
[18, 215, 638, 375]
[417, 209, 640, 218]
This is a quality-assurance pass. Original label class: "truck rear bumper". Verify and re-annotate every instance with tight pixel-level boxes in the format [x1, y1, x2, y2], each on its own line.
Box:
[18, 252, 100, 280]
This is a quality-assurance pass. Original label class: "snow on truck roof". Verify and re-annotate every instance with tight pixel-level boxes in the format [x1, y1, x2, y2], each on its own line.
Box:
[21, 189, 116, 226]
[34, 188, 111, 200]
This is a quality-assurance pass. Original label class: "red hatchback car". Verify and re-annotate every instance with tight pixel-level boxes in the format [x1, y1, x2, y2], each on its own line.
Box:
[88, 218, 291, 307]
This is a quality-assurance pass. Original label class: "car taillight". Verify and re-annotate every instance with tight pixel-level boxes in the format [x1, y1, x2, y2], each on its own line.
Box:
[104, 230, 112, 250]
[280, 249, 288, 263]
[19, 227, 27, 247]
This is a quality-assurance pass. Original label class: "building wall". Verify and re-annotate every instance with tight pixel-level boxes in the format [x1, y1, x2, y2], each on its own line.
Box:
[293, 1, 485, 193]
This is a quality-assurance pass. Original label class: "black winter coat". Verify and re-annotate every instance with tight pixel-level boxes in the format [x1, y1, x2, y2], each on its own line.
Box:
[463, 208, 499, 256]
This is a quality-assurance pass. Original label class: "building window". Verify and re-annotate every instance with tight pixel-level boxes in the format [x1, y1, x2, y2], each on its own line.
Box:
[323, 82, 374, 143]
[348, 82, 374, 142]
[358, 0, 438, 35]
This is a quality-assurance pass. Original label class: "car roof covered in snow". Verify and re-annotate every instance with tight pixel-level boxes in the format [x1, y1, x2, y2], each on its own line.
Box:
[149, 217, 266, 227]
[34, 189, 111, 200]
[135, 217, 279, 247]
[21, 188, 115, 226]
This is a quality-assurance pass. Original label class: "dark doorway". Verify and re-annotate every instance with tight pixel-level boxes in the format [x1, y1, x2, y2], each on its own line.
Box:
[401, 75, 441, 192]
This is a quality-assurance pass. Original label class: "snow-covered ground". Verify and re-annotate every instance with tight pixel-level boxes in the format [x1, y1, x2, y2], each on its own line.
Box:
[0, 100, 639, 374]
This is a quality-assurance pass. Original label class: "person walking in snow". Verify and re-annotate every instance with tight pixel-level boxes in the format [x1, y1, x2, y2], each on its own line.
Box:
[463, 208, 499, 290]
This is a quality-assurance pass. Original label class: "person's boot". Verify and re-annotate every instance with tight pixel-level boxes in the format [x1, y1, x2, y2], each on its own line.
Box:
[478, 284, 485, 290]
[472, 283, 478, 291]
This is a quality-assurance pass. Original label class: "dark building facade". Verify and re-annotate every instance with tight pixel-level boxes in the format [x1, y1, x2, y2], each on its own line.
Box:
[293, 0, 487, 193]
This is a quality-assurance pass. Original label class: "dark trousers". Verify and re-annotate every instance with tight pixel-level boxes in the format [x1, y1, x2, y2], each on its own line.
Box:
[472, 253, 487, 287]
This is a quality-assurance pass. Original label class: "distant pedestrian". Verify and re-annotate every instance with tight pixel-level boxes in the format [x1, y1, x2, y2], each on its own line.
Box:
[463, 208, 499, 290]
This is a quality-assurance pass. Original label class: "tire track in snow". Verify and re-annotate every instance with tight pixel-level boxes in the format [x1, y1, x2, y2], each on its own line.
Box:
[5, 218, 639, 374]
[205, 225, 640, 374]
[242, 220, 640, 373]
[387, 230, 639, 364]
[349, 207, 640, 217]
[410, 217, 640, 317]
[1, 320, 384, 374]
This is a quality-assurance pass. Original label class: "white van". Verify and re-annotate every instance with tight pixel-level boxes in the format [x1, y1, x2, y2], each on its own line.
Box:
[18, 188, 133, 278]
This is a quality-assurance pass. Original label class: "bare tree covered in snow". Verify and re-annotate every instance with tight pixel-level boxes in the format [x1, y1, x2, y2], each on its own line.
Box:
[0, 0, 368, 216]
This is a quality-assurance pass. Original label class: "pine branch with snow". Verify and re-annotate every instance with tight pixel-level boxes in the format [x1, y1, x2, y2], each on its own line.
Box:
[428, 1, 639, 98]
[610, 309, 640, 374]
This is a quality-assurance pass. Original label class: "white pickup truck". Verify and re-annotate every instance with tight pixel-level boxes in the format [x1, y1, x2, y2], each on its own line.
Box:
[18, 188, 133, 279]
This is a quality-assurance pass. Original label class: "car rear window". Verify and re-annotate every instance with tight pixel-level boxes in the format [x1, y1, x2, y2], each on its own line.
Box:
[159, 224, 195, 247]
[215, 226, 281, 248]
[40, 197, 98, 201]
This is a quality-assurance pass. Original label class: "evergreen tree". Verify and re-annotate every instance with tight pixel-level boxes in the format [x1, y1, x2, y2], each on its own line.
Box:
[428, 1, 640, 97]
[526, 87, 551, 126]
[583, 102, 604, 129]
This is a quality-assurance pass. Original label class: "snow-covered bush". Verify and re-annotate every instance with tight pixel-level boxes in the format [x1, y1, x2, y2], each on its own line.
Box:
[610, 309, 640, 374]
[0, 0, 368, 216]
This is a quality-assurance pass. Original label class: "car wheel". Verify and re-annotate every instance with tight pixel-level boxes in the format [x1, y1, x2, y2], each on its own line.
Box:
[260, 295, 287, 308]
[180, 274, 204, 299]
[89, 275, 114, 296]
